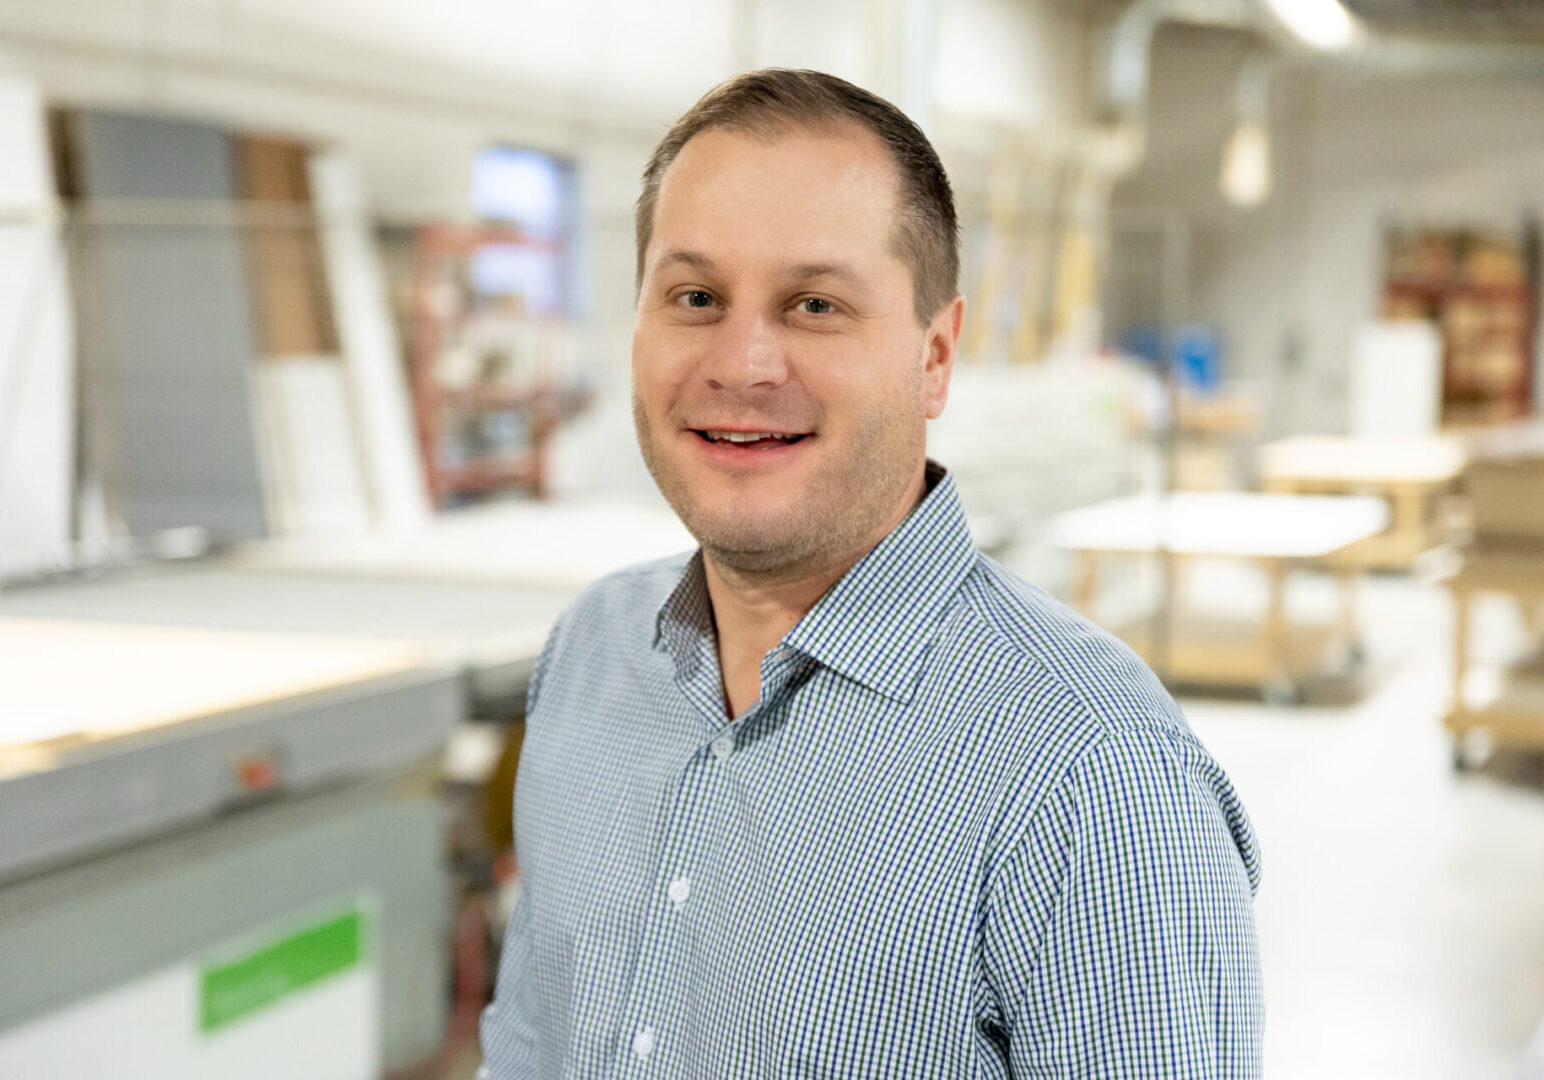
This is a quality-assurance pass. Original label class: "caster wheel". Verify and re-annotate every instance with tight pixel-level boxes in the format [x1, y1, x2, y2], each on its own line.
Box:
[1262, 679, 1299, 707]
[1451, 730, 1491, 773]
[1450, 742, 1471, 773]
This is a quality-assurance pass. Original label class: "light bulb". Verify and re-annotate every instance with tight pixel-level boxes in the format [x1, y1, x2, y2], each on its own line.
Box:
[1221, 120, 1271, 206]
[1260, 0, 1362, 52]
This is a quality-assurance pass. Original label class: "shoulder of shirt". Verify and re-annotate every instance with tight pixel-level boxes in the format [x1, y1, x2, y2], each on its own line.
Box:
[544, 549, 697, 645]
[947, 554, 1256, 882]
[949, 551, 1194, 748]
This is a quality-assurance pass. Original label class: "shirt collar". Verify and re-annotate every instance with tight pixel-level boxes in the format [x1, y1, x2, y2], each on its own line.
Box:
[654, 460, 977, 704]
[655, 549, 714, 672]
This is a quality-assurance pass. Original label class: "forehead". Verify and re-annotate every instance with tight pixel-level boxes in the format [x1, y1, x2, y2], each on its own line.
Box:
[648, 124, 904, 272]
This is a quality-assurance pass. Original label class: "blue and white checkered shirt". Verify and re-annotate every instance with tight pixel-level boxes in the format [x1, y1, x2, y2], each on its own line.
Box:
[482, 462, 1263, 1078]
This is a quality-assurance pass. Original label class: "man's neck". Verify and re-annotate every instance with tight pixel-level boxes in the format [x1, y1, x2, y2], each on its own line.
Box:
[701, 550, 852, 719]
[702, 468, 929, 718]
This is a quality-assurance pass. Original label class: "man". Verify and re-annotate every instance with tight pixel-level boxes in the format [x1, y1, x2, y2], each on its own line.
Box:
[481, 69, 1262, 1078]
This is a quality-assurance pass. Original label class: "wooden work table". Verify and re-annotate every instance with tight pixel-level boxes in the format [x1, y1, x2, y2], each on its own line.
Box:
[1441, 547, 1544, 766]
[1257, 435, 1466, 570]
[1049, 492, 1389, 703]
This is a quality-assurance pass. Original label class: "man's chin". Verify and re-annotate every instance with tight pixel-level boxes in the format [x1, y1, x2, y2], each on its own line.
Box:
[686, 515, 822, 575]
[689, 516, 799, 554]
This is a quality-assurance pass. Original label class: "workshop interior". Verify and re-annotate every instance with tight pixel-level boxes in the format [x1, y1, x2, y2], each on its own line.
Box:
[1, 1, 1542, 1077]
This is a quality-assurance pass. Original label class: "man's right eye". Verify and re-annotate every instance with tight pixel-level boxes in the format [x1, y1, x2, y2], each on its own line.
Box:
[679, 290, 714, 309]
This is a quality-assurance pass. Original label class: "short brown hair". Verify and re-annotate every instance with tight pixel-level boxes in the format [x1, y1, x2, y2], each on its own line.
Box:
[635, 68, 959, 324]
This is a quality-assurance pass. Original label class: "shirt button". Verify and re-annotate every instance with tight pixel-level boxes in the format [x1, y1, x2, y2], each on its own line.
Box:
[633, 1026, 656, 1059]
[667, 876, 691, 906]
[710, 735, 734, 761]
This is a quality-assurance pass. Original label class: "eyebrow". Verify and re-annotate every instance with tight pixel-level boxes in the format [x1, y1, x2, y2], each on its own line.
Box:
[654, 249, 718, 275]
[655, 249, 869, 288]
[785, 262, 870, 291]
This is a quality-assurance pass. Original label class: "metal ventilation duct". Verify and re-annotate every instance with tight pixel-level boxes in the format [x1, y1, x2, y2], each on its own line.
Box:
[1100, 0, 1544, 123]
[1342, 0, 1544, 39]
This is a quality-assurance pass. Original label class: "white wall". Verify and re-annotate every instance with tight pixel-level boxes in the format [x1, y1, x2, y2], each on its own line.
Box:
[934, 0, 1088, 141]
[1109, 27, 1316, 437]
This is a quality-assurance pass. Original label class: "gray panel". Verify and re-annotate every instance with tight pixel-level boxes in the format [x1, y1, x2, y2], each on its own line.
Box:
[0, 776, 450, 1070]
[70, 111, 269, 542]
[0, 666, 461, 882]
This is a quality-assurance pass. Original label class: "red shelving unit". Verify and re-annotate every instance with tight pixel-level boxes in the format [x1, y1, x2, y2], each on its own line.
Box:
[1382, 227, 1537, 427]
[407, 224, 579, 506]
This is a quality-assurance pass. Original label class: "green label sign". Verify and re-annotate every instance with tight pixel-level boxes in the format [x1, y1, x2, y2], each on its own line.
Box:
[199, 907, 365, 1034]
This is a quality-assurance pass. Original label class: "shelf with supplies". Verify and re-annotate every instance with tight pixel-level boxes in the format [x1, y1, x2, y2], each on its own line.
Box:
[406, 223, 589, 506]
[1381, 225, 1537, 427]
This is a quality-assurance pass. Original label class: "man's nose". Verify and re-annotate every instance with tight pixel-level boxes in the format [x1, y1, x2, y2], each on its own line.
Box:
[702, 308, 788, 392]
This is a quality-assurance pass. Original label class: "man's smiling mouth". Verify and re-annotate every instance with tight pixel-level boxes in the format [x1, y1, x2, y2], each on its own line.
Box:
[694, 430, 810, 446]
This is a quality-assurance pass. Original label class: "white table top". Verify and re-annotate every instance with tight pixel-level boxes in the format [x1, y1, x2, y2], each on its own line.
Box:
[235, 497, 695, 589]
[1047, 492, 1390, 559]
[1258, 435, 1466, 486]
[0, 616, 436, 753]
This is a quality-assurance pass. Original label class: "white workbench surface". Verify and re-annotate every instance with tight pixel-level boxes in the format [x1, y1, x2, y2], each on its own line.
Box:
[235, 497, 695, 588]
[1257, 435, 1466, 486]
[1047, 492, 1390, 559]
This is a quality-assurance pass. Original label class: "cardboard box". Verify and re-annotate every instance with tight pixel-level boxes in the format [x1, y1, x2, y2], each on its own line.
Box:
[1466, 456, 1544, 546]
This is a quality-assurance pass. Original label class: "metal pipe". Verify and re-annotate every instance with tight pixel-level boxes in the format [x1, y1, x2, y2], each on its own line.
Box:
[1101, 0, 1261, 120]
[1104, 0, 1544, 130]
[1235, 52, 1277, 121]
[1356, 38, 1544, 79]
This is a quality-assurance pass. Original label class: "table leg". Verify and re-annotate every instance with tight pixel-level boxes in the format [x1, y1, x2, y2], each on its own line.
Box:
[1451, 585, 1470, 728]
[1263, 559, 1294, 704]
[1391, 484, 1427, 565]
[1072, 550, 1098, 617]
[1173, 554, 1194, 609]
[1447, 583, 1474, 770]
[1337, 566, 1363, 666]
[1520, 596, 1542, 651]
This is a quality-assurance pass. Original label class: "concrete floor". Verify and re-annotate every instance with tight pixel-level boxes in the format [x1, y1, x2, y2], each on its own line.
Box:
[1182, 571, 1544, 1080]
[450, 572, 1544, 1079]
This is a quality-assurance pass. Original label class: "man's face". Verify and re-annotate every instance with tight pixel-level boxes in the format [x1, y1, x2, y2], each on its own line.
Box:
[632, 125, 959, 577]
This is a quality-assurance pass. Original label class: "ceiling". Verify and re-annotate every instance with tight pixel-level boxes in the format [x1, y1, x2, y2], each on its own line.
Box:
[1062, 1, 1544, 40]
[1342, 0, 1544, 37]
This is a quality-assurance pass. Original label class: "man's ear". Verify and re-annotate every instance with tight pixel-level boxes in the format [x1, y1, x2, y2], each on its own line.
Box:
[923, 294, 965, 420]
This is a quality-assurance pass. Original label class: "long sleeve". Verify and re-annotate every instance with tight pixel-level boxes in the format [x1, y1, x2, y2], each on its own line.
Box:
[479, 885, 540, 1079]
[479, 622, 563, 1079]
[980, 727, 1264, 1078]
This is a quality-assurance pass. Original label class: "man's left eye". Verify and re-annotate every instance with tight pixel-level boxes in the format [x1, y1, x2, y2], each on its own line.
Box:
[799, 297, 834, 315]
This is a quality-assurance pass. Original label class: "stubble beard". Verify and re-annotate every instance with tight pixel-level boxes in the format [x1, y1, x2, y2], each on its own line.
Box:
[632, 391, 925, 583]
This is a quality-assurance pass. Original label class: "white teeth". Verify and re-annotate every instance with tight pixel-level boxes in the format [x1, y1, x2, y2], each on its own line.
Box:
[703, 430, 798, 443]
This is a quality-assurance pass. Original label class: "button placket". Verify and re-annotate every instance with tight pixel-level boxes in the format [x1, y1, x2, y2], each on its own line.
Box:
[618, 743, 720, 1071]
